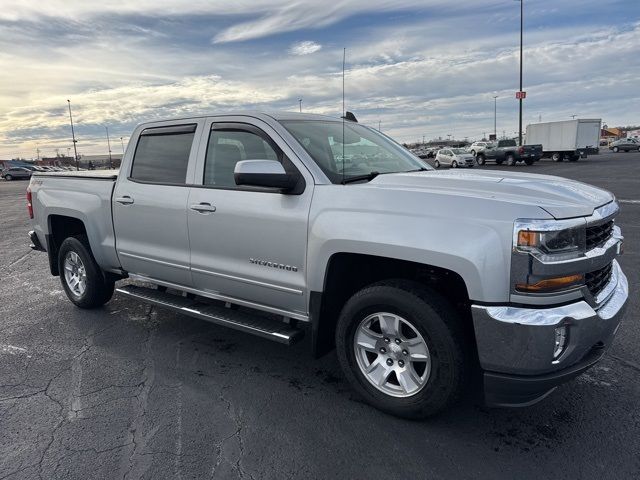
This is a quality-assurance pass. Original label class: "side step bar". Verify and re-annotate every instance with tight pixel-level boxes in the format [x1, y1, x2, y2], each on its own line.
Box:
[116, 285, 304, 345]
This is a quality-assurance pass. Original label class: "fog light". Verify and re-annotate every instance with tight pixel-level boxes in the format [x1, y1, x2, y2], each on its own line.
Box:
[553, 326, 568, 360]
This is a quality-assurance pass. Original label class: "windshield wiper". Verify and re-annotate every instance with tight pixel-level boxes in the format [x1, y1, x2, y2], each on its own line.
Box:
[341, 171, 380, 184]
[405, 167, 429, 172]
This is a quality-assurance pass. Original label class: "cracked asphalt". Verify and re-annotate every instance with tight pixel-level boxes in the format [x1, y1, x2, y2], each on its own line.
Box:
[1, 150, 639, 479]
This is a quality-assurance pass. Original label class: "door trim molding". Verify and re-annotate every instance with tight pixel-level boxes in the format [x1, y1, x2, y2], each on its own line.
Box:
[191, 267, 303, 295]
[119, 251, 190, 270]
[128, 274, 310, 322]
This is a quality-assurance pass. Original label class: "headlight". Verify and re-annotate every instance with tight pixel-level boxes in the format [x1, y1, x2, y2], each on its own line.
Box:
[514, 219, 586, 259]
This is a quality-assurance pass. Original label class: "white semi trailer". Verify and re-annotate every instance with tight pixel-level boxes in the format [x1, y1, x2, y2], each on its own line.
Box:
[526, 119, 601, 162]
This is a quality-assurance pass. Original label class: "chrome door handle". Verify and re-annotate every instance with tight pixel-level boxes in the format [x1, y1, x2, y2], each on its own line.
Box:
[116, 196, 134, 205]
[190, 203, 216, 213]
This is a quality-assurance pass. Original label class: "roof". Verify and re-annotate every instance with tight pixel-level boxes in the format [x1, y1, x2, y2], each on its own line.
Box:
[138, 111, 342, 127]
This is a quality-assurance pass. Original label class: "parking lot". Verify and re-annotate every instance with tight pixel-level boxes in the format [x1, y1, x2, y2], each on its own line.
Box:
[1, 150, 638, 479]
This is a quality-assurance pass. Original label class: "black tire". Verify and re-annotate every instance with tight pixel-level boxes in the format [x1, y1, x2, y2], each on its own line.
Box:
[476, 154, 486, 166]
[470, 150, 476, 156]
[434, 159, 440, 168]
[335, 280, 468, 419]
[612, 146, 619, 153]
[524, 158, 534, 165]
[451, 160, 458, 168]
[4, 174, 12, 181]
[58, 235, 114, 309]
[495, 158, 503, 165]
[506, 154, 516, 166]
[551, 152, 562, 162]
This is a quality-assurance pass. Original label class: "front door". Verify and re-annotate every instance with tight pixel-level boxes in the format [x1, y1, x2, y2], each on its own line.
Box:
[113, 121, 203, 286]
[187, 118, 313, 316]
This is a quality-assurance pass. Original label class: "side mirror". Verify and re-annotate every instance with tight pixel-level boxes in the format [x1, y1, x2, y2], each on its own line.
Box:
[234, 160, 299, 192]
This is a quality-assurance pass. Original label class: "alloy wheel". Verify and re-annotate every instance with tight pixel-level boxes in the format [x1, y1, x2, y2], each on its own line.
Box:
[354, 312, 431, 397]
[63, 251, 87, 297]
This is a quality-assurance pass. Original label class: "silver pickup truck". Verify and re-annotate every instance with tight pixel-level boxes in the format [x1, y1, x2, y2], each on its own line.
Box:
[27, 112, 628, 419]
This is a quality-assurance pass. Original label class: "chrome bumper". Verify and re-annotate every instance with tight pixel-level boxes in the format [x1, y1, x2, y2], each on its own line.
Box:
[472, 260, 628, 376]
[473, 260, 628, 407]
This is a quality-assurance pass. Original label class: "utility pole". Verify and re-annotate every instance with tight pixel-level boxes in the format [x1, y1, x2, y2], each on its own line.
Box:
[517, 0, 524, 146]
[570, 114, 577, 119]
[493, 95, 498, 139]
[67, 100, 79, 170]
[105, 126, 113, 169]
[298, 98, 302, 112]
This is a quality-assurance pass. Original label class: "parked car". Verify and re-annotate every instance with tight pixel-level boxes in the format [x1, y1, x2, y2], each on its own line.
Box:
[2, 166, 32, 180]
[475, 139, 543, 166]
[609, 138, 640, 152]
[434, 148, 475, 168]
[467, 141, 492, 156]
[27, 111, 628, 419]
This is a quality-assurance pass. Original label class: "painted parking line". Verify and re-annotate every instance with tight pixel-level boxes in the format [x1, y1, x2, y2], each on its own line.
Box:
[619, 200, 640, 204]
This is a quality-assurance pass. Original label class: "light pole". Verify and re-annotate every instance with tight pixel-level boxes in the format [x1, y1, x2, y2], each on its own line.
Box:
[570, 114, 577, 119]
[67, 100, 79, 170]
[516, 0, 524, 146]
[298, 98, 302, 112]
[120, 137, 125, 155]
[104, 126, 113, 169]
[493, 95, 498, 139]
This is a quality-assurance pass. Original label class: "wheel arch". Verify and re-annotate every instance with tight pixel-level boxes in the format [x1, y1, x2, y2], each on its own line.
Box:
[310, 253, 475, 357]
[46, 214, 89, 276]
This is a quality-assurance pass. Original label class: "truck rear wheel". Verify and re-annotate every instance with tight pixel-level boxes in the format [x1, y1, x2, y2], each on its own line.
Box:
[524, 158, 535, 165]
[335, 280, 468, 419]
[506, 154, 517, 166]
[58, 235, 115, 309]
[552, 152, 562, 162]
[476, 154, 486, 165]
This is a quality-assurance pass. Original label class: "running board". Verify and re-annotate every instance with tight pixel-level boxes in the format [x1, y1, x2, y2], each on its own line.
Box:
[116, 285, 304, 345]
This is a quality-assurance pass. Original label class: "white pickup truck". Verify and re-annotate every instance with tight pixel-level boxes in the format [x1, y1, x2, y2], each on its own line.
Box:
[27, 112, 628, 418]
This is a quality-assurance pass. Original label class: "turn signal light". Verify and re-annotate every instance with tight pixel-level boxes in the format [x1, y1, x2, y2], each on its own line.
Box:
[516, 274, 584, 293]
[517, 230, 539, 247]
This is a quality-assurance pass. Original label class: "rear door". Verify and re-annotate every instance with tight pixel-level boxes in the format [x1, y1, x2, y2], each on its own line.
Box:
[187, 116, 313, 316]
[113, 120, 204, 286]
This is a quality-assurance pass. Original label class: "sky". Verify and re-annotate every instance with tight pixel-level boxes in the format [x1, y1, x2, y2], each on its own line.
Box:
[0, 0, 639, 159]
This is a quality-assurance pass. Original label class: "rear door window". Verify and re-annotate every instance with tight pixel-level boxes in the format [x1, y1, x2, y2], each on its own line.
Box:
[130, 124, 196, 183]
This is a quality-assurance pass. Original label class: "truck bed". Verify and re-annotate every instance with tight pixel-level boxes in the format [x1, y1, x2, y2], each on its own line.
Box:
[32, 170, 118, 180]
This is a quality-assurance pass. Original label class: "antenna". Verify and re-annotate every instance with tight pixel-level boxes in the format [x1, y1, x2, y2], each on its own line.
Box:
[342, 47, 346, 185]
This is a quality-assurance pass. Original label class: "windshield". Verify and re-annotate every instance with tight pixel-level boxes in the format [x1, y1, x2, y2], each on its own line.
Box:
[451, 148, 468, 154]
[280, 120, 430, 183]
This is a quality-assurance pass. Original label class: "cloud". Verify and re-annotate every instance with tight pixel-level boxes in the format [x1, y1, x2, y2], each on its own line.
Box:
[289, 41, 322, 56]
[0, 1, 639, 158]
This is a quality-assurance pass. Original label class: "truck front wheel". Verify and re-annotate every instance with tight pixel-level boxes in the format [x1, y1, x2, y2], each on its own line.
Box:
[335, 280, 468, 419]
[58, 235, 115, 309]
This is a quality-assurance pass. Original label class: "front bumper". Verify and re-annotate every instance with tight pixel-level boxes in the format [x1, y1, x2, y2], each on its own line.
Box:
[472, 260, 628, 407]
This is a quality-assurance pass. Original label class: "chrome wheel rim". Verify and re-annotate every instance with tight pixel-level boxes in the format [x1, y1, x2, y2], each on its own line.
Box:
[354, 312, 431, 398]
[63, 251, 87, 297]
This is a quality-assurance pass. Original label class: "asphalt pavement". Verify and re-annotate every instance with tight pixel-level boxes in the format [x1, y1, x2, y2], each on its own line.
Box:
[1, 150, 639, 479]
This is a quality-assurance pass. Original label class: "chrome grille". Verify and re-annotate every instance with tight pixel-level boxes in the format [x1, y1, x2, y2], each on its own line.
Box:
[586, 263, 612, 298]
[586, 220, 613, 250]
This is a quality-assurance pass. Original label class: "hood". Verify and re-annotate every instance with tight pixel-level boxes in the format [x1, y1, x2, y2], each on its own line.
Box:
[367, 170, 613, 219]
